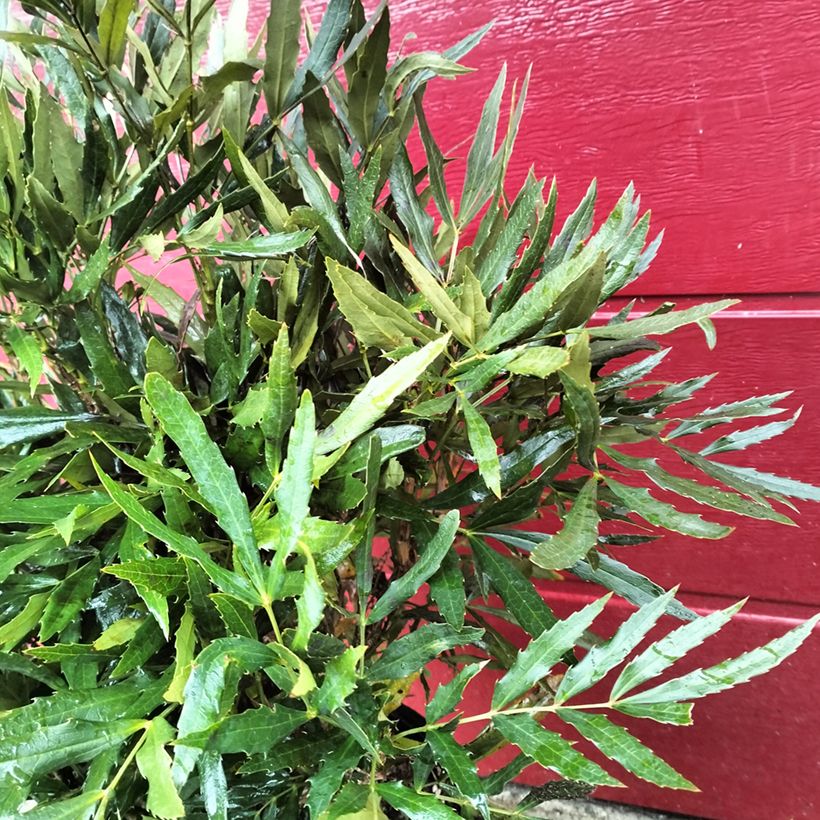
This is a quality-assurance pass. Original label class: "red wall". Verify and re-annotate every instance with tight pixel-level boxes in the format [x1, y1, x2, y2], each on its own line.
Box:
[240, 2, 820, 816]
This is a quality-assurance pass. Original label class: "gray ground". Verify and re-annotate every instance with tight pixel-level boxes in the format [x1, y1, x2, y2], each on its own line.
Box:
[494, 786, 688, 818]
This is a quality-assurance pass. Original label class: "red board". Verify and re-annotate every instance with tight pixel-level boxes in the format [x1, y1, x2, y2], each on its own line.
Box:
[236, 2, 820, 816]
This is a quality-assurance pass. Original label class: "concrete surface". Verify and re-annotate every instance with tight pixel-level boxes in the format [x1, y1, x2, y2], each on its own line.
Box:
[494, 786, 692, 818]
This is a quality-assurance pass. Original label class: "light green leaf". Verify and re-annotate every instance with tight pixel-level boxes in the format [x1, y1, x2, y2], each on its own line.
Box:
[493, 713, 621, 786]
[557, 710, 696, 790]
[492, 595, 610, 709]
[612, 600, 746, 699]
[97, 0, 134, 65]
[367, 510, 460, 623]
[531, 477, 599, 570]
[15, 791, 105, 819]
[613, 702, 694, 725]
[270, 390, 316, 598]
[391, 237, 473, 345]
[506, 345, 568, 378]
[135, 717, 185, 819]
[223, 129, 288, 230]
[459, 395, 501, 498]
[316, 333, 451, 454]
[144, 372, 265, 595]
[7, 324, 42, 396]
[164, 605, 196, 704]
[0, 592, 48, 651]
[605, 477, 732, 540]
[326, 257, 437, 350]
[294, 546, 324, 651]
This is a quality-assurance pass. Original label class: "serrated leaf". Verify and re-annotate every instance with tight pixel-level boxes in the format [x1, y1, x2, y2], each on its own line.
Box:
[37, 556, 97, 640]
[210, 593, 256, 639]
[0, 718, 144, 782]
[568, 554, 696, 622]
[429, 546, 466, 629]
[601, 446, 794, 526]
[222, 129, 288, 230]
[316, 333, 451, 454]
[7, 324, 42, 397]
[699, 410, 800, 456]
[391, 236, 473, 345]
[270, 390, 316, 599]
[492, 595, 610, 709]
[377, 783, 460, 819]
[506, 345, 568, 378]
[135, 717, 185, 819]
[427, 661, 486, 723]
[307, 736, 364, 818]
[493, 713, 621, 786]
[675, 449, 820, 502]
[619, 613, 820, 705]
[197, 231, 314, 259]
[470, 537, 557, 636]
[426, 730, 488, 813]
[92, 456, 257, 604]
[666, 392, 792, 440]
[316, 646, 366, 714]
[557, 710, 696, 790]
[611, 600, 745, 700]
[554, 588, 677, 704]
[531, 477, 599, 571]
[476, 176, 543, 295]
[389, 146, 439, 273]
[263, 0, 301, 116]
[368, 510, 459, 622]
[144, 372, 265, 596]
[459, 395, 501, 499]
[326, 257, 437, 350]
[367, 624, 483, 681]
[589, 300, 738, 340]
[605, 477, 732, 540]
[178, 705, 308, 754]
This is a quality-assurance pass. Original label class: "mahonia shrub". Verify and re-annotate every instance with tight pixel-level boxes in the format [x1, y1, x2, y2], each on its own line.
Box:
[0, 1, 818, 817]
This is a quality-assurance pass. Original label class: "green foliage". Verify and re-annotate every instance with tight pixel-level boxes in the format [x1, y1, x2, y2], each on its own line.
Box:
[0, 1, 817, 817]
